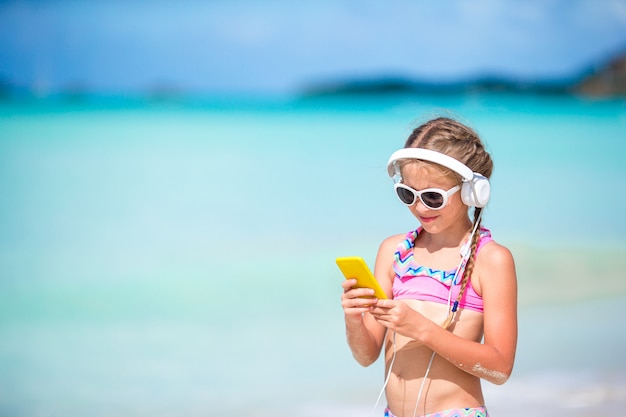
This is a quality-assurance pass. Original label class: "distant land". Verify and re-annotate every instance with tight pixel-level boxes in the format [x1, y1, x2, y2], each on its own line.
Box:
[1, 49, 625, 101]
[300, 49, 626, 98]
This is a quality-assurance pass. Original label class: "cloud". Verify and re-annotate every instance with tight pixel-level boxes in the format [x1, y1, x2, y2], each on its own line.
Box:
[1, 0, 625, 94]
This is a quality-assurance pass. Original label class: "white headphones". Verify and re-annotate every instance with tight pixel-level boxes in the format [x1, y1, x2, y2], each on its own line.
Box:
[387, 148, 491, 208]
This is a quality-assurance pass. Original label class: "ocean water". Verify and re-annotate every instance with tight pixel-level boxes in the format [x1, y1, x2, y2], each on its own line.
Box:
[0, 93, 625, 416]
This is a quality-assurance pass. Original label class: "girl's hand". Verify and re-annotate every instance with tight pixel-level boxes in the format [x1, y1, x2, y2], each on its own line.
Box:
[341, 279, 377, 319]
[370, 299, 427, 340]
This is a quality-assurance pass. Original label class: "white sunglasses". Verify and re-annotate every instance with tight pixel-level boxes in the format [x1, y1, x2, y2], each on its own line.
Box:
[394, 183, 461, 210]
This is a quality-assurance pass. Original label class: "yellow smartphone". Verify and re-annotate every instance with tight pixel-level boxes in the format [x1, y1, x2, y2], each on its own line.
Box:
[335, 256, 387, 299]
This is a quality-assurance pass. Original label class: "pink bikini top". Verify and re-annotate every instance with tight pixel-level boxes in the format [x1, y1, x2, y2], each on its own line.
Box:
[392, 227, 493, 313]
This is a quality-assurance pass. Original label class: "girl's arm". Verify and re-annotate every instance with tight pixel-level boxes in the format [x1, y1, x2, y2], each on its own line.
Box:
[342, 235, 398, 366]
[371, 243, 518, 384]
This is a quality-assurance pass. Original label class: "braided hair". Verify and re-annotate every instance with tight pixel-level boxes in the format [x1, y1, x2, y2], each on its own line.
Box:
[404, 117, 493, 329]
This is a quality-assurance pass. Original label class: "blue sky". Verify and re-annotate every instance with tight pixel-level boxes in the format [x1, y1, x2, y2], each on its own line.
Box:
[1, 0, 626, 95]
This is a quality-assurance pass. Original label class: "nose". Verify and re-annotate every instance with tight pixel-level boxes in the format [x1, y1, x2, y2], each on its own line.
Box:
[412, 197, 430, 212]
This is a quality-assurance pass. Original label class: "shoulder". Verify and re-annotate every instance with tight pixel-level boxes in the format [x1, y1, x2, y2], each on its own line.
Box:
[374, 232, 408, 280]
[478, 240, 515, 271]
[475, 240, 517, 297]
[378, 232, 410, 256]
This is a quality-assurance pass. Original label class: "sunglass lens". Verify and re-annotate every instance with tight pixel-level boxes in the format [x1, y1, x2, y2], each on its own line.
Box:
[421, 191, 444, 209]
[396, 187, 416, 205]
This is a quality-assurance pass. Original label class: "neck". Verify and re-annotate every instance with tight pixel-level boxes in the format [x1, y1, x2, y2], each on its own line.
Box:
[420, 218, 474, 250]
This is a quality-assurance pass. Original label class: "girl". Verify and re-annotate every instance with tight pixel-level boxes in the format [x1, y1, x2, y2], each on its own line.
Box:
[341, 117, 517, 417]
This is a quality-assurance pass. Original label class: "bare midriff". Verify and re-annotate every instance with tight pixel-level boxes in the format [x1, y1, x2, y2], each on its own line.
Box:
[384, 299, 485, 417]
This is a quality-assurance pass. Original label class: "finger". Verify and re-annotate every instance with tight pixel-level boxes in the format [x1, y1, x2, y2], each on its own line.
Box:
[352, 297, 378, 309]
[342, 294, 374, 308]
[343, 289, 376, 302]
[370, 302, 393, 315]
[372, 315, 392, 328]
[342, 279, 357, 291]
[374, 299, 394, 308]
[370, 309, 389, 321]
[343, 302, 374, 316]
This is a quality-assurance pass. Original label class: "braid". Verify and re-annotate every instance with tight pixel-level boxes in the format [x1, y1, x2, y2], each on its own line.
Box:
[440, 208, 482, 330]
[457, 208, 483, 303]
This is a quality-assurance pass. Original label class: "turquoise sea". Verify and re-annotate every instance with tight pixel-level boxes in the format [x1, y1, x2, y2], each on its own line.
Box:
[1, 93, 625, 416]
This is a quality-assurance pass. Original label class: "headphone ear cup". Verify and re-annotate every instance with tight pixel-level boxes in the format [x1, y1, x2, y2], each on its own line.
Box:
[461, 183, 475, 206]
[461, 175, 491, 207]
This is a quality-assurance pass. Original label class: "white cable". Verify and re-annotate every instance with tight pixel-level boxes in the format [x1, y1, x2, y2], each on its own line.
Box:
[412, 351, 437, 417]
[447, 214, 483, 312]
[367, 331, 396, 417]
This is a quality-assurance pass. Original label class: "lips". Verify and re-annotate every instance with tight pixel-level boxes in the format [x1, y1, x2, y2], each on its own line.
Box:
[419, 215, 437, 223]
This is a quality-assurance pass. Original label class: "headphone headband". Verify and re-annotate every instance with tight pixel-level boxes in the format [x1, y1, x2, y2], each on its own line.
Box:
[386, 148, 476, 180]
[387, 147, 491, 208]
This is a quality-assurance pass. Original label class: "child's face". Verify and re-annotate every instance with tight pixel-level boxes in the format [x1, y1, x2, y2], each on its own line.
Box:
[401, 162, 469, 231]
